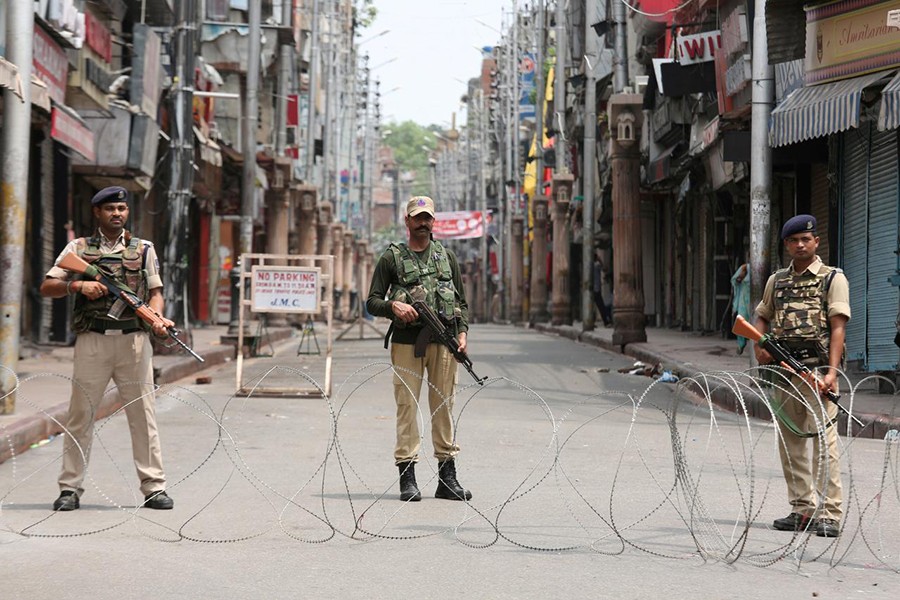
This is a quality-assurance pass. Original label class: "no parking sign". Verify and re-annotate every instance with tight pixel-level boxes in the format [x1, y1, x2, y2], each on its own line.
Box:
[250, 266, 321, 313]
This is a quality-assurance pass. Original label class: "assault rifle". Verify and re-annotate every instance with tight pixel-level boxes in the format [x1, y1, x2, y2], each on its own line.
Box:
[411, 300, 487, 385]
[58, 252, 204, 363]
[733, 315, 861, 427]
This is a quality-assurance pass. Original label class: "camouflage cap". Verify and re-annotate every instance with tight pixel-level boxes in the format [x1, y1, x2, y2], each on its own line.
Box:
[781, 214, 816, 240]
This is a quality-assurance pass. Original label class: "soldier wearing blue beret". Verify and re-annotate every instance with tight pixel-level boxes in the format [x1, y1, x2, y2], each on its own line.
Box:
[754, 213, 851, 538]
[39, 186, 176, 512]
[90, 186, 129, 206]
[780, 214, 817, 240]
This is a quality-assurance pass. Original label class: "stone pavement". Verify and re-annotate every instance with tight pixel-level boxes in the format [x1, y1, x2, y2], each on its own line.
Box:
[2, 320, 899, 464]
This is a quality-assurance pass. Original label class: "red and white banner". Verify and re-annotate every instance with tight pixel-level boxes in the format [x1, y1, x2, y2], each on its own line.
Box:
[432, 211, 491, 240]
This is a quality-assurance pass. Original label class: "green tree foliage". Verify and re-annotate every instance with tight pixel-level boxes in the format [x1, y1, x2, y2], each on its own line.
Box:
[382, 120, 437, 197]
[353, 0, 378, 28]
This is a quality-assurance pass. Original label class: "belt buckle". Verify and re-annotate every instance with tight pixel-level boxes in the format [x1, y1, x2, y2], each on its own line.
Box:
[104, 329, 124, 336]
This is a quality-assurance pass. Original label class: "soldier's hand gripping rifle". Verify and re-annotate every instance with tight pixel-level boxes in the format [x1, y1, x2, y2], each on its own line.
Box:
[57, 252, 205, 363]
[733, 315, 861, 427]
[411, 300, 487, 385]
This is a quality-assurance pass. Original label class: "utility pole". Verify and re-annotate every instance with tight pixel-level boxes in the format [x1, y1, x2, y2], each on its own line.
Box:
[477, 91, 490, 320]
[613, 0, 629, 93]
[529, 0, 549, 323]
[581, 0, 598, 331]
[241, 0, 262, 256]
[749, 0, 773, 326]
[534, 0, 545, 191]
[0, 1, 34, 413]
[305, 0, 321, 184]
[554, 0, 567, 173]
[163, 0, 196, 327]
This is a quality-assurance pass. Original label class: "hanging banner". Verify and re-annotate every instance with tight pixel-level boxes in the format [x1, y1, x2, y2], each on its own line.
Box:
[432, 211, 491, 240]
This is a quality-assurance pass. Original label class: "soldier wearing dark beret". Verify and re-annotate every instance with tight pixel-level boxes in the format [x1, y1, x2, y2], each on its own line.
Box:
[780, 214, 817, 240]
[39, 186, 176, 512]
[754, 213, 851, 538]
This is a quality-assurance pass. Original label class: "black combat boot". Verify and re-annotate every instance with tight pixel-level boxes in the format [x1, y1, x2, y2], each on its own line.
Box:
[398, 461, 421, 502]
[435, 459, 472, 501]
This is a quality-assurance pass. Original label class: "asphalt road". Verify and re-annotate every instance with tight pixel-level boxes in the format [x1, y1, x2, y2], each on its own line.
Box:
[1, 324, 898, 599]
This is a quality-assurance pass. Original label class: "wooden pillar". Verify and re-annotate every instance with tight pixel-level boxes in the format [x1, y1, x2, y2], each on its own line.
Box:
[316, 201, 333, 256]
[296, 184, 318, 256]
[529, 196, 550, 323]
[342, 231, 354, 320]
[265, 162, 291, 326]
[331, 223, 345, 318]
[609, 94, 647, 345]
[472, 258, 483, 322]
[510, 215, 524, 322]
[551, 175, 573, 325]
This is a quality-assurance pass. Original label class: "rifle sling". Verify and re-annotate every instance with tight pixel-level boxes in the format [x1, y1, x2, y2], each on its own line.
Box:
[770, 394, 838, 438]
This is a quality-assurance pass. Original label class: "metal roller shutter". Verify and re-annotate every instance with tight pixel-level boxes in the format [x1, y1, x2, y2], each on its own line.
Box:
[810, 164, 830, 263]
[865, 129, 899, 371]
[841, 126, 870, 363]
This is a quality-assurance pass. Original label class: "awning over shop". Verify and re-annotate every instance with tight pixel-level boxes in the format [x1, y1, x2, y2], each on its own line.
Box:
[878, 71, 900, 132]
[30, 76, 51, 112]
[51, 103, 96, 161]
[0, 56, 23, 100]
[193, 125, 223, 167]
[769, 71, 891, 148]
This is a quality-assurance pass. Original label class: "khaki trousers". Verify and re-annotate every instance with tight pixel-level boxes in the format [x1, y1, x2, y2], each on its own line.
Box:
[390, 342, 460, 464]
[59, 331, 166, 497]
[774, 374, 843, 522]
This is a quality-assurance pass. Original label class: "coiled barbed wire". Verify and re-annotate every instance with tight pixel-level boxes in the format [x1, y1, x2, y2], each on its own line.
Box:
[0, 362, 898, 573]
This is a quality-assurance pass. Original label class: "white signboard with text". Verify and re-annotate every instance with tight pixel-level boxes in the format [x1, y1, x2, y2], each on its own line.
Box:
[250, 266, 321, 314]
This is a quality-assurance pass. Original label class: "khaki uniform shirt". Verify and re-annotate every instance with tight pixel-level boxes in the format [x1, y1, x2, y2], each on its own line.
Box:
[46, 231, 163, 290]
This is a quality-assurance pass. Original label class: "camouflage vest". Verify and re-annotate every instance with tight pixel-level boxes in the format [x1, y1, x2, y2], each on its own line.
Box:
[72, 234, 149, 333]
[771, 264, 841, 364]
[387, 241, 460, 328]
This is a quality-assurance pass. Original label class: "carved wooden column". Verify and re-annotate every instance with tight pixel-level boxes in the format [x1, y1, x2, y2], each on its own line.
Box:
[295, 184, 318, 256]
[609, 93, 647, 345]
[510, 215, 524, 322]
[316, 202, 333, 257]
[331, 223, 345, 318]
[342, 231, 354, 320]
[551, 174, 573, 325]
[529, 196, 550, 323]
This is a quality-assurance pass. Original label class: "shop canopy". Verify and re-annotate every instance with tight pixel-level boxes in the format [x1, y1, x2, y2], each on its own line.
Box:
[769, 71, 892, 148]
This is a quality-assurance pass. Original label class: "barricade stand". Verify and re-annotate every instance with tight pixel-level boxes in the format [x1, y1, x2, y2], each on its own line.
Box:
[297, 316, 321, 355]
[235, 253, 334, 397]
[335, 250, 385, 341]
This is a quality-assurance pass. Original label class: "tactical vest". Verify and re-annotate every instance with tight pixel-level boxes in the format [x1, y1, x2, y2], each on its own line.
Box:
[771, 264, 841, 365]
[71, 234, 149, 333]
[387, 241, 460, 328]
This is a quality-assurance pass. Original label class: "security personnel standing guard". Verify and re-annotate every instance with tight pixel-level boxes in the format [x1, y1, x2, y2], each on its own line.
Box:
[40, 186, 175, 511]
[754, 214, 850, 538]
[366, 196, 472, 502]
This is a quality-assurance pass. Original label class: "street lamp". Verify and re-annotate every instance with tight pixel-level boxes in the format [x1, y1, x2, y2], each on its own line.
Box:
[357, 29, 390, 46]
[370, 57, 398, 71]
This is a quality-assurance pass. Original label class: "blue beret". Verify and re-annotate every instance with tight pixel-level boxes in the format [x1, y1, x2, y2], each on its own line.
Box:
[781, 214, 816, 240]
[91, 186, 129, 206]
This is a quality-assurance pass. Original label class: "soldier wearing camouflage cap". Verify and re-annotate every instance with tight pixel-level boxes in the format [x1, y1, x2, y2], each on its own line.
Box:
[40, 186, 176, 512]
[754, 213, 851, 538]
[366, 195, 473, 503]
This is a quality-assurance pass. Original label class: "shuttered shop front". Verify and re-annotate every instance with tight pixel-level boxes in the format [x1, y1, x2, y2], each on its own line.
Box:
[841, 124, 900, 372]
